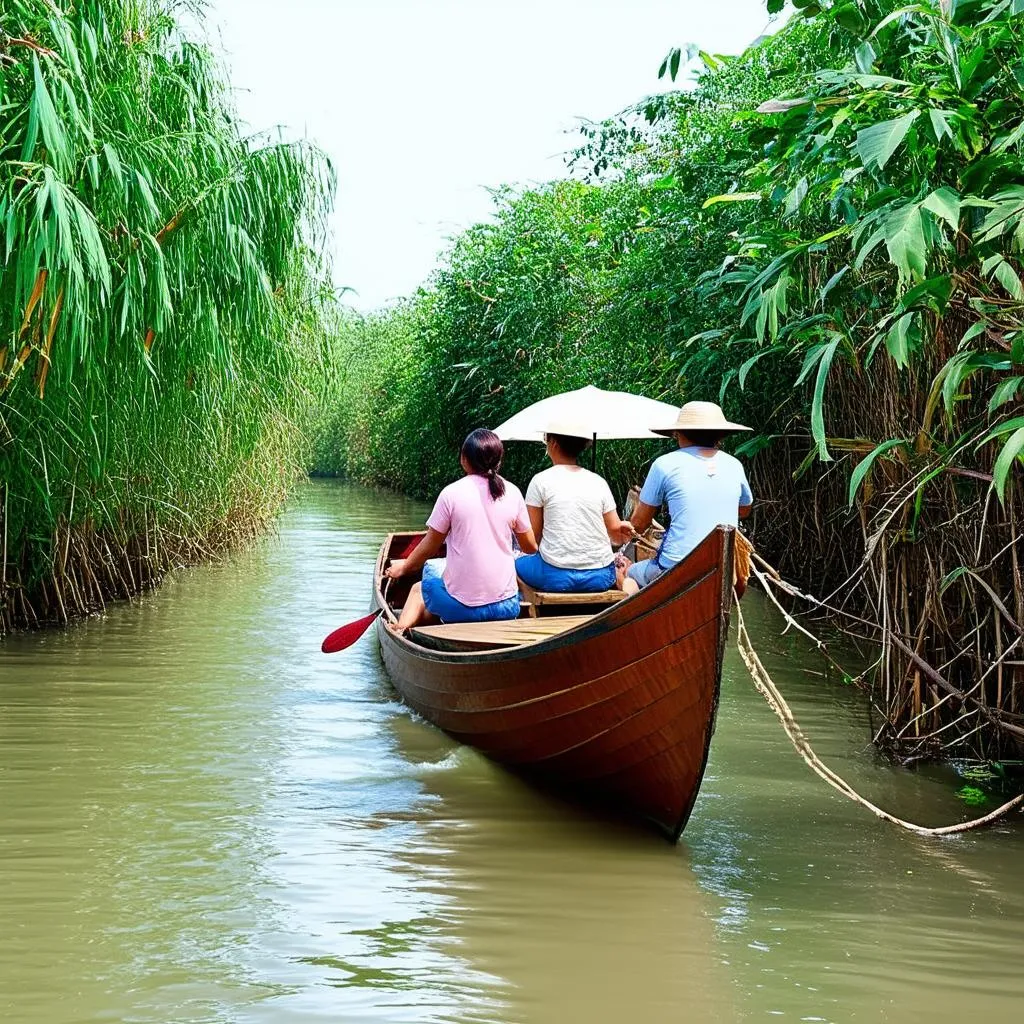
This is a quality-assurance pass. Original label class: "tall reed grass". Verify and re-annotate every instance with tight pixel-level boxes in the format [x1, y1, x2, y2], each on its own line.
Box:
[1, 0, 336, 631]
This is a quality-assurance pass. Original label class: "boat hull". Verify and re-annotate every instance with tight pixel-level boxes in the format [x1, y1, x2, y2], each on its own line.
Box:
[374, 527, 735, 840]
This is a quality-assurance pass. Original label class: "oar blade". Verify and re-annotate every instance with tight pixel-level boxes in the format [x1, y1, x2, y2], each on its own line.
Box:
[321, 609, 381, 654]
[398, 536, 421, 559]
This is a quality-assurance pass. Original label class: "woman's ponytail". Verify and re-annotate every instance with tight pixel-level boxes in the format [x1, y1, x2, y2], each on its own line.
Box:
[462, 429, 507, 500]
[484, 466, 505, 500]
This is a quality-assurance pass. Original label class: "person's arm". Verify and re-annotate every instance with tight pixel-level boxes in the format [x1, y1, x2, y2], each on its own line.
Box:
[629, 463, 664, 535]
[738, 471, 753, 520]
[527, 504, 544, 545]
[513, 490, 538, 554]
[603, 509, 635, 546]
[628, 501, 659, 534]
[516, 526, 539, 554]
[385, 528, 445, 579]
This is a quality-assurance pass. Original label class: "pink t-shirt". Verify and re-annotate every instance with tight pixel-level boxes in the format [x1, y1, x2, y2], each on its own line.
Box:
[426, 474, 530, 607]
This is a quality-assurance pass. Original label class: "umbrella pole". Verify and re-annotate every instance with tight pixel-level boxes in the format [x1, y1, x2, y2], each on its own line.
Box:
[591, 433, 597, 471]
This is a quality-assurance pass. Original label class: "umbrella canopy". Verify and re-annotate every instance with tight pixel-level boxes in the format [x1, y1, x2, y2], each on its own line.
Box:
[493, 385, 679, 442]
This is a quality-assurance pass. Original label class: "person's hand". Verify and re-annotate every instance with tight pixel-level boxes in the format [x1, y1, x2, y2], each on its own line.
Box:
[385, 559, 407, 580]
[613, 521, 635, 546]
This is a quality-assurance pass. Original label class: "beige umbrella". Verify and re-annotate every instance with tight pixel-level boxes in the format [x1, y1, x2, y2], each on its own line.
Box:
[493, 385, 680, 443]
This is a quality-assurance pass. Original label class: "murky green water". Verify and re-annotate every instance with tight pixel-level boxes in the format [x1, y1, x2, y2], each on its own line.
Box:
[2, 480, 1022, 1023]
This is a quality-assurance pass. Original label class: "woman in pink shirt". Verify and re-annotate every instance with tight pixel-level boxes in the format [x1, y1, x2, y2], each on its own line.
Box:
[385, 429, 537, 632]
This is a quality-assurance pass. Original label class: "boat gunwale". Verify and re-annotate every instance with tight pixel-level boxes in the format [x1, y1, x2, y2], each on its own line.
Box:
[373, 526, 735, 665]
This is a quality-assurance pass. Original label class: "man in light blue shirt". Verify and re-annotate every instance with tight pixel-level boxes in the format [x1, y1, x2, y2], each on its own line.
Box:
[622, 401, 753, 594]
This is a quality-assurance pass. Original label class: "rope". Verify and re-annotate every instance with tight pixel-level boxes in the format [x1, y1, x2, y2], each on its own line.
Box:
[734, 598, 1024, 836]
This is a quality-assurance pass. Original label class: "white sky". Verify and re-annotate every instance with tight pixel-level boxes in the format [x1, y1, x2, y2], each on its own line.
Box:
[206, 0, 776, 310]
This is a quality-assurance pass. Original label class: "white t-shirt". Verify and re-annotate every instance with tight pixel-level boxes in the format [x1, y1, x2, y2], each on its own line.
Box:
[525, 465, 617, 570]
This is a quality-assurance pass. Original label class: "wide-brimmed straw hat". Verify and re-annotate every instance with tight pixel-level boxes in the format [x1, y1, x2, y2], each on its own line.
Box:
[543, 418, 595, 441]
[651, 401, 751, 437]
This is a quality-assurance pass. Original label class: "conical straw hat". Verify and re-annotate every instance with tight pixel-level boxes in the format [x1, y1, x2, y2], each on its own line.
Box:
[651, 401, 751, 437]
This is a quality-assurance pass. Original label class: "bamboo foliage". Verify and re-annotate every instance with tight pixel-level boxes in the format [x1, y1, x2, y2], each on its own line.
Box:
[681, 0, 1024, 758]
[314, 0, 1024, 761]
[0, 0, 336, 630]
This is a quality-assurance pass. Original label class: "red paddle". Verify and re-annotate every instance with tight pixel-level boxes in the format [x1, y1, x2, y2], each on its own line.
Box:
[321, 610, 382, 653]
[320, 535, 422, 653]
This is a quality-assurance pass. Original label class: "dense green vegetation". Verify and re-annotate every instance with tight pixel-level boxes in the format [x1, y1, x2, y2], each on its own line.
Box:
[0, 0, 336, 631]
[316, 0, 1024, 759]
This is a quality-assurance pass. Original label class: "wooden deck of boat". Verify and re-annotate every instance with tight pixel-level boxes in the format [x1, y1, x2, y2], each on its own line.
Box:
[412, 614, 594, 650]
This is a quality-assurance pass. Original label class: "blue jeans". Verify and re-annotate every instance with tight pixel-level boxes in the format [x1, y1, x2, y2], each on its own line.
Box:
[626, 558, 668, 589]
[420, 559, 520, 624]
[515, 553, 616, 593]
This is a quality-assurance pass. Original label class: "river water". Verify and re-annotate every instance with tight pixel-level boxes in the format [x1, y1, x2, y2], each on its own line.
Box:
[1, 480, 1022, 1024]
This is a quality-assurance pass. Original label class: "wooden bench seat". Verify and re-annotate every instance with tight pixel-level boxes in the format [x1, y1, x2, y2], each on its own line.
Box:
[411, 614, 594, 650]
[516, 577, 626, 618]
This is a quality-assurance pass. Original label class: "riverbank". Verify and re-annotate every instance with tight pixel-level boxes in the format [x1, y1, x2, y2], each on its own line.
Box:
[313, 1, 1024, 762]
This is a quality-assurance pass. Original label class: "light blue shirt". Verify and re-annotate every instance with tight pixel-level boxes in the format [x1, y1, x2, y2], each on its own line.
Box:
[638, 447, 753, 567]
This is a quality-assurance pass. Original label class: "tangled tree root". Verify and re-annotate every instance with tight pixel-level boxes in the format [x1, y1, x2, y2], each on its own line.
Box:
[735, 593, 1024, 836]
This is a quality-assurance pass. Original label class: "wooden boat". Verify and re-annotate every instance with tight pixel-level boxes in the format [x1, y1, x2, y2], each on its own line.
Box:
[373, 526, 737, 841]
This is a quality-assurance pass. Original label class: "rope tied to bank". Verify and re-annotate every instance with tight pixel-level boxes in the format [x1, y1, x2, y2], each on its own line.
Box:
[734, 548, 1024, 837]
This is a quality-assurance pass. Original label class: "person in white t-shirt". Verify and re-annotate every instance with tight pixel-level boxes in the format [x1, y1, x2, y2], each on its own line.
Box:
[515, 420, 634, 593]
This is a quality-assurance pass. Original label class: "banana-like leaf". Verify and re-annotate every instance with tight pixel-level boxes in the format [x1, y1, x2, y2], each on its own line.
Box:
[848, 438, 906, 507]
[855, 110, 920, 170]
[992, 426, 1024, 503]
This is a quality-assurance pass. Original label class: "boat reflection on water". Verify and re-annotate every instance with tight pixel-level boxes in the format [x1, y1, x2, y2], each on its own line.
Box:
[379, 707, 734, 1024]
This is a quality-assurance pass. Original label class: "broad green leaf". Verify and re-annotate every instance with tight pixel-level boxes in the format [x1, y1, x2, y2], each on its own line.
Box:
[884, 203, 927, 282]
[943, 353, 1010, 414]
[928, 108, 954, 141]
[756, 98, 811, 114]
[855, 41, 876, 74]
[796, 339, 841, 462]
[738, 348, 778, 389]
[719, 368, 738, 403]
[981, 416, 1024, 443]
[784, 177, 809, 218]
[900, 275, 952, 313]
[958, 323, 988, 351]
[811, 337, 840, 462]
[834, 3, 868, 32]
[992, 427, 1024, 503]
[702, 192, 762, 209]
[989, 376, 1022, 413]
[1013, 333, 1024, 363]
[995, 258, 1024, 299]
[870, 5, 928, 37]
[993, 121, 1024, 154]
[856, 110, 921, 171]
[848, 74, 915, 89]
[848, 439, 905, 507]
[885, 312, 918, 368]
[921, 187, 961, 230]
[819, 265, 849, 306]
